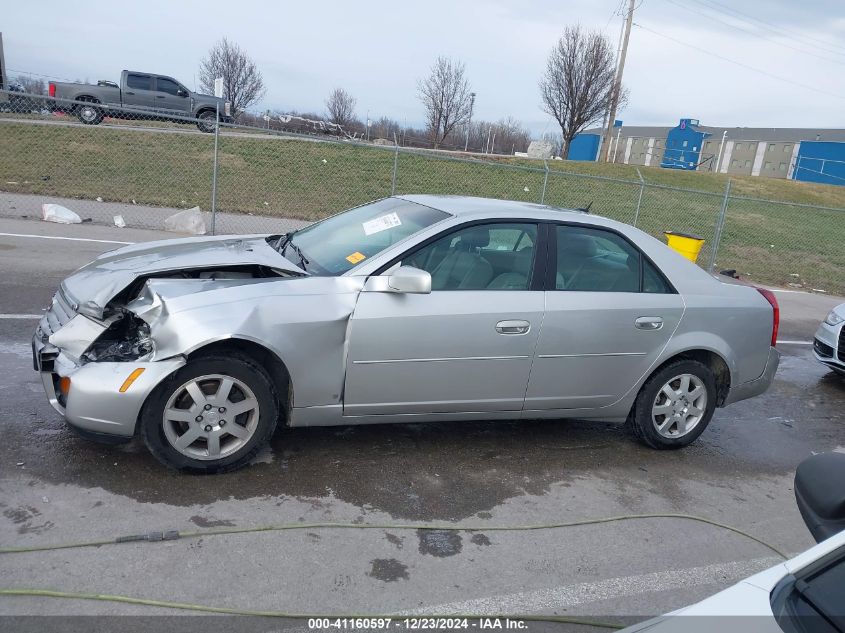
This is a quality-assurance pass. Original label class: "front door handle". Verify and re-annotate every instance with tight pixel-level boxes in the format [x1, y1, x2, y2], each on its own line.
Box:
[496, 320, 530, 335]
[635, 316, 664, 330]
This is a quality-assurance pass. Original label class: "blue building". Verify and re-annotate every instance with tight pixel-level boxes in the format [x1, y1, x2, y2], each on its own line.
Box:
[792, 141, 845, 186]
[568, 133, 601, 161]
[660, 119, 710, 170]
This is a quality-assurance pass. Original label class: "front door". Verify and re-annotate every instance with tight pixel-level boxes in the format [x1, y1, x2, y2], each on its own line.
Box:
[344, 222, 543, 416]
[153, 76, 191, 115]
[525, 223, 685, 411]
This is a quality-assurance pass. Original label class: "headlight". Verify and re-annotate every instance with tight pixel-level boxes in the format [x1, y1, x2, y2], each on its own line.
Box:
[82, 313, 154, 362]
[824, 310, 844, 326]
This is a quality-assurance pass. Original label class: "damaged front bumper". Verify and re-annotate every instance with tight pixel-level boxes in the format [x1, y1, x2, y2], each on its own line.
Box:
[33, 292, 184, 438]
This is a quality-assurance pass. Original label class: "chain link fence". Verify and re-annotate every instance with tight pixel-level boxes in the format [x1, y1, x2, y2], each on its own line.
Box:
[1, 89, 843, 294]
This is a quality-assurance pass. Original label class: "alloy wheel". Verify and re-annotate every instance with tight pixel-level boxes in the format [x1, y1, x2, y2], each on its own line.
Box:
[651, 373, 707, 439]
[162, 373, 260, 460]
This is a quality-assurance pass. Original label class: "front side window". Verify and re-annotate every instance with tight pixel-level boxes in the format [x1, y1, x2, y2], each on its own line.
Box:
[126, 74, 152, 90]
[555, 225, 641, 292]
[156, 77, 182, 96]
[285, 199, 450, 276]
[405, 223, 537, 290]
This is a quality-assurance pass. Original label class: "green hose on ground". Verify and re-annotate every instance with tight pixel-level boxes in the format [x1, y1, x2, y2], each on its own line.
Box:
[0, 588, 624, 628]
[0, 512, 790, 627]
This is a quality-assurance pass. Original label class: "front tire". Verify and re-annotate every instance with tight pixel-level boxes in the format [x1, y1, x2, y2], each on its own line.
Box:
[140, 355, 279, 473]
[197, 110, 216, 133]
[629, 359, 717, 450]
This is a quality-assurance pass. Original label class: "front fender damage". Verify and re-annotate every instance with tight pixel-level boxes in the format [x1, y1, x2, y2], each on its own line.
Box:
[120, 276, 365, 409]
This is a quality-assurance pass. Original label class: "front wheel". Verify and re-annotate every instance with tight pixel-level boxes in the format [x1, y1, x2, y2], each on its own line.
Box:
[140, 355, 280, 473]
[629, 359, 717, 450]
[196, 110, 216, 133]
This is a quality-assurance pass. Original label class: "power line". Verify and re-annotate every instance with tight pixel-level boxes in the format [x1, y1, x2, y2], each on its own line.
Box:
[692, 0, 845, 57]
[633, 22, 845, 100]
[663, 0, 845, 67]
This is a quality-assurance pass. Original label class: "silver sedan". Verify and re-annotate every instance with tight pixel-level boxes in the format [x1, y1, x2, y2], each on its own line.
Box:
[33, 195, 781, 472]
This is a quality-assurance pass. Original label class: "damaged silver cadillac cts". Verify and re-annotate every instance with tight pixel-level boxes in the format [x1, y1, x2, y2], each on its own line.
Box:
[33, 195, 781, 472]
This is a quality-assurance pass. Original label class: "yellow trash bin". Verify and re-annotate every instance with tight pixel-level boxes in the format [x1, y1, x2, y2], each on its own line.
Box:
[664, 231, 705, 263]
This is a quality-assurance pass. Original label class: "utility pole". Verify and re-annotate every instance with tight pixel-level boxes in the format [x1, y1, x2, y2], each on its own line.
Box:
[603, 0, 635, 162]
[465, 92, 476, 152]
[0, 32, 7, 91]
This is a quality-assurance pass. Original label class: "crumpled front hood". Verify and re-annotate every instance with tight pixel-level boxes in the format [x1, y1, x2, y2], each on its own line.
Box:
[60, 234, 303, 318]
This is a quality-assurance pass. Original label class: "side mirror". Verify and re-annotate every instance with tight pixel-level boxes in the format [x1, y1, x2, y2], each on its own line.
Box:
[177, 89, 188, 97]
[388, 266, 431, 293]
[387, 266, 431, 294]
[795, 452, 845, 543]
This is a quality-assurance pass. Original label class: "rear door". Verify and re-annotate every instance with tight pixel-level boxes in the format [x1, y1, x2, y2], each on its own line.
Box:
[153, 76, 191, 115]
[525, 223, 685, 411]
[123, 73, 158, 110]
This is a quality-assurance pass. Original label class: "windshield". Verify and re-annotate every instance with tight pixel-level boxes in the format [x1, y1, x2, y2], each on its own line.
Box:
[285, 198, 450, 275]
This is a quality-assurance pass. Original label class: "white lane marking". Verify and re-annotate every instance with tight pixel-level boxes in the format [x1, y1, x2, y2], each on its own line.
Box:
[0, 314, 43, 319]
[0, 232, 134, 245]
[778, 340, 813, 346]
[399, 556, 784, 615]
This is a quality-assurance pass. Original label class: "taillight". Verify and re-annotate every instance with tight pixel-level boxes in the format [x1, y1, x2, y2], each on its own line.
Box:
[49, 83, 56, 97]
[756, 288, 779, 347]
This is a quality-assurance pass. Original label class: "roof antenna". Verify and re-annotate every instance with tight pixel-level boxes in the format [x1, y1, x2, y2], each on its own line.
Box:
[576, 202, 593, 214]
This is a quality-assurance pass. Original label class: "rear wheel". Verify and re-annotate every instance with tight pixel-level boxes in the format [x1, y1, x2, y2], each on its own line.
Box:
[75, 98, 104, 125]
[140, 355, 279, 473]
[197, 110, 216, 133]
[629, 359, 716, 449]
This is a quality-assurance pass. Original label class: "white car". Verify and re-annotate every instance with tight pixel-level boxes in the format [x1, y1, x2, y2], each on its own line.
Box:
[622, 452, 845, 632]
[814, 303, 845, 376]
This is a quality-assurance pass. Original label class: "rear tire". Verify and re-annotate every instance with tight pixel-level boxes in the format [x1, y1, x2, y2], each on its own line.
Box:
[629, 359, 717, 450]
[76, 99, 104, 125]
[140, 355, 280, 473]
[197, 110, 216, 133]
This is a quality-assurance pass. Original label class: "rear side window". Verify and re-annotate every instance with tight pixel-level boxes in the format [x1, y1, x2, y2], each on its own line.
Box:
[554, 225, 672, 293]
[643, 259, 673, 293]
[126, 74, 152, 90]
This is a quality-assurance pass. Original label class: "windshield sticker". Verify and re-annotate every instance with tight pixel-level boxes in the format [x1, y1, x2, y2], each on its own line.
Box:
[346, 251, 367, 264]
[362, 212, 402, 236]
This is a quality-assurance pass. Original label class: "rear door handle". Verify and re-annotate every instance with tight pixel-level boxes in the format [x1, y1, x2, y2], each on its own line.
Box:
[496, 320, 530, 335]
[635, 316, 664, 330]
[156, 95, 166, 99]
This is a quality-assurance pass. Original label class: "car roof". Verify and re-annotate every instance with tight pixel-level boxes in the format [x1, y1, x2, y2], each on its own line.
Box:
[396, 194, 591, 222]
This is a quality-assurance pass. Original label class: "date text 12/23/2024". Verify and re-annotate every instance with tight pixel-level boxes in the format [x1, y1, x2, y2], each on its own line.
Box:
[307, 618, 529, 630]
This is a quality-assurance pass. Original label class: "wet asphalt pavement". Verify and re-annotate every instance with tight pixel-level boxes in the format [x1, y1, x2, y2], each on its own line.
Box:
[0, 217, 844, 629]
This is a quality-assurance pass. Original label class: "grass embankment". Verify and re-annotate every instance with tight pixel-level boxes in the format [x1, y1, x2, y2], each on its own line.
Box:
[1, 121, 843, 292]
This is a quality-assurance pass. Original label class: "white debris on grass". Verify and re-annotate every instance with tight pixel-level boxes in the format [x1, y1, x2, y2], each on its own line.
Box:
[96, 196, 103, 202]
[41, 203, 82, 224]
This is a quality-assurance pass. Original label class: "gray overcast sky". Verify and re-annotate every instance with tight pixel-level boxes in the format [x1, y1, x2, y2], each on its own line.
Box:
[4, 0, 845, 134]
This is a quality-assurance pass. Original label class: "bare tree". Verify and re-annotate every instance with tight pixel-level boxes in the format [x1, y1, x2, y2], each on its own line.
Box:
[15, 75, 46, 95]
[325, 88, 357, 128]
[199, 38, 265, 117]
[418, 57, 474, 149]
[539, 26, 620, 159]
